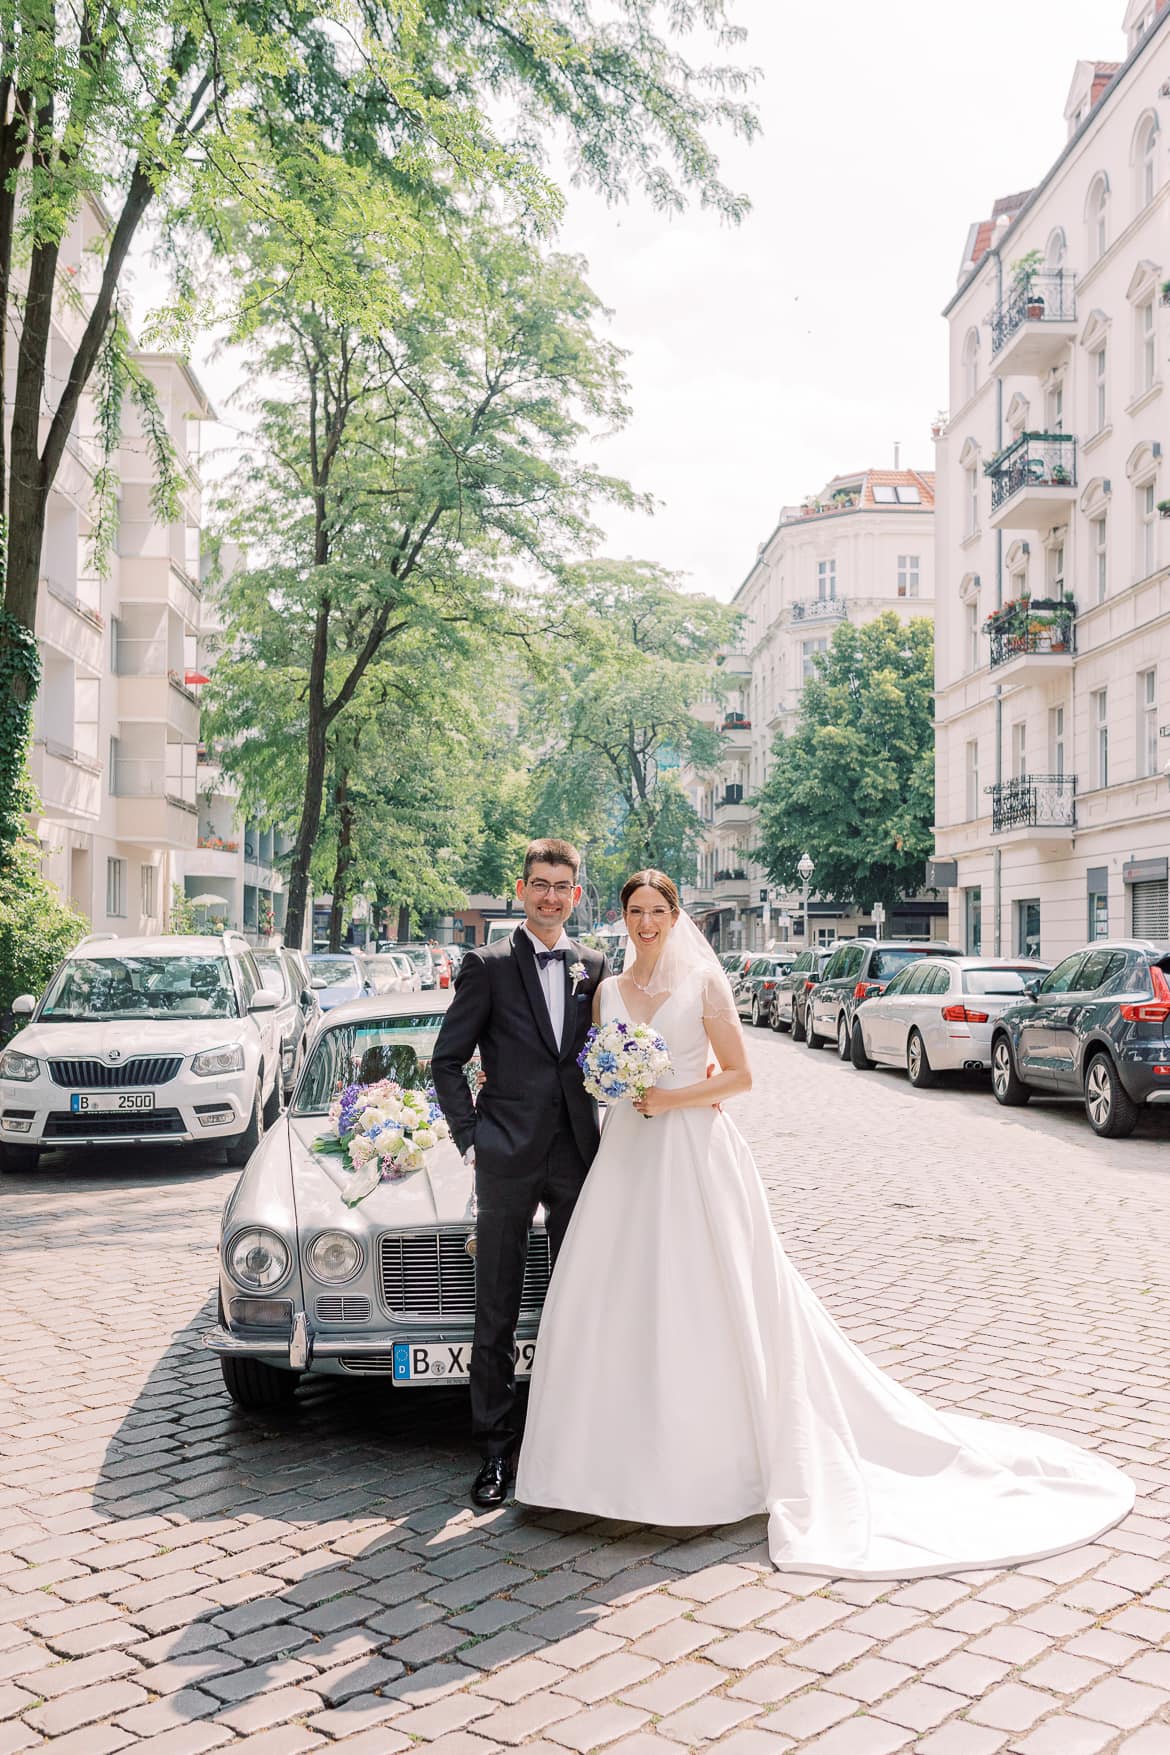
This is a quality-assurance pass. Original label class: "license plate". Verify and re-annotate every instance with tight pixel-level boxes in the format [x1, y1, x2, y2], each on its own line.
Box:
[70, 1091, 155, 1113]
[391, 1338, 537, 1385]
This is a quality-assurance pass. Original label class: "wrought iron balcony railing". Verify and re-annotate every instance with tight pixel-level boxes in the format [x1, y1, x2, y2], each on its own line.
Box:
[989, 271, 1077, 354]
[790, 596, 847, 624]
[988, 602, 1076, 668]
[720, 784, 744, 806]
[989, 774, 1076, 834]
[986, 432, 1076, 513]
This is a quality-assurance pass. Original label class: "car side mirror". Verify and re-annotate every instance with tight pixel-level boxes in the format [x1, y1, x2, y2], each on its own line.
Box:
[11, 994, 35, 1017]
[309, 976, 328, 990]
[1024, 981, 1041, 1001]
[248, 990, 278, 1013]
[301, 987, 316, 1008]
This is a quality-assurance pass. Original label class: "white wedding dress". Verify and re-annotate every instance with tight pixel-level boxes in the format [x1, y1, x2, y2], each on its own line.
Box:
[515, 971, 1133, 1579]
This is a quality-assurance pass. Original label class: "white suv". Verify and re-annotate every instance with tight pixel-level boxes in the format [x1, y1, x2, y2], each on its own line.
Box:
[0, 932, 283, 1172]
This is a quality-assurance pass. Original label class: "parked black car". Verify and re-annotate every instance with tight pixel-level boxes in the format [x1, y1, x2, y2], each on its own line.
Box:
[769, 947, 832, 1037]
[990, 939, 1170, 1137]
[734, 952, 797, 1027]
[807, 938, 963, 1060]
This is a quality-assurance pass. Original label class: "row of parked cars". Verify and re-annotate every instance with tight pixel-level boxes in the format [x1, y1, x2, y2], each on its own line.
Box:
[726, 934, 1170, 1140]
[0, 935, 466, 1172]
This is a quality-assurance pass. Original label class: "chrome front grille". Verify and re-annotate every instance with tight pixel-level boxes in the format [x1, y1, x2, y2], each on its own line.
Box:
[315, 1295, 372, 1323]
[378, 1229, 551, 1320]
[48, 1056, 182, 1088]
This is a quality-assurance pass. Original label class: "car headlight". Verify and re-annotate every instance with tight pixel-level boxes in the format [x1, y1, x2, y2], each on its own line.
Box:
[226, 1228, 292, 1291]
[0, 1048, 39, 1081]
[193, 1043, 246, 1076]
[305, 1231, 363, 1283]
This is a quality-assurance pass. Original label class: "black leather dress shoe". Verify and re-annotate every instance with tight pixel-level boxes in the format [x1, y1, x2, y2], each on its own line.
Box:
[471, 1455, 513, 1507]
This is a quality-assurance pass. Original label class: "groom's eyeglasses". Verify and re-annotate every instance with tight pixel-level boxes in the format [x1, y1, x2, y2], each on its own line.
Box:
[526, 880, 575, 898]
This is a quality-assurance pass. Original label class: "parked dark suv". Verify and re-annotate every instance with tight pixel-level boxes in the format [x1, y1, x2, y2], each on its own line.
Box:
[734, 952, 797, 1027]
[768, 947, 831, 1037]
[807, 939, 962, 1060]
[990, 939, 1170, 1137]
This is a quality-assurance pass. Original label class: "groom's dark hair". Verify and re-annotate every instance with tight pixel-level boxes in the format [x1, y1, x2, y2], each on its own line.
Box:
[523, 837, 580, 879]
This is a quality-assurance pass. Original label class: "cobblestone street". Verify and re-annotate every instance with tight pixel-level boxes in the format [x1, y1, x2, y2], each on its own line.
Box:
[2, 1029, 1170, 1755]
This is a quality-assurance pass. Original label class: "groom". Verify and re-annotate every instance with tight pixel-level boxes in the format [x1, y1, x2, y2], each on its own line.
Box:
[432, 838, 608, 1506]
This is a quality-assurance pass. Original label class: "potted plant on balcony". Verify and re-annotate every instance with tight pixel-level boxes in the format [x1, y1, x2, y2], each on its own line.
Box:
[1011, 250, 1045, 317]
[1161, 279, 1170, 307]
[1158, 498, 1170, 519]
[1049, 462, 1071, 486]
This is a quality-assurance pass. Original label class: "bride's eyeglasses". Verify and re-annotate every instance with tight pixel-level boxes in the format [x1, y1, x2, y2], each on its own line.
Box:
[527, 879, 575, 897]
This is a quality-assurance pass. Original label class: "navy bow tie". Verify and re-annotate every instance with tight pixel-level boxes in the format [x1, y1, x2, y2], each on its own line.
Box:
[536, 948, 566, 968]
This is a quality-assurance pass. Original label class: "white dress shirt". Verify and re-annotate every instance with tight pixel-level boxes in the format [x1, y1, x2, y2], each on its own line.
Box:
[523, 922, 574, 1049]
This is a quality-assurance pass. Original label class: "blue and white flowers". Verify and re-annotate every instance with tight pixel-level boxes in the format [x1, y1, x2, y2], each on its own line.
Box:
[315, 1078, 449, 1207]
[577, 1020, 672, 1104]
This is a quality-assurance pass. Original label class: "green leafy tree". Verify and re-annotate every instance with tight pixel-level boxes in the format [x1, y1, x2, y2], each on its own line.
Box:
[530, 558, 738, 901]
[0, 0, 754, 861]
[756, 613, 935, 915]
[0, 836, 86, 1023]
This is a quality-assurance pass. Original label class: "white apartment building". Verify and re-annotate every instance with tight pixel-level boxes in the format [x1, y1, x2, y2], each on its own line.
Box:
[933, 0, 1170, 961]
[30, 199, 214, 933]
[682, 467, 939, 950]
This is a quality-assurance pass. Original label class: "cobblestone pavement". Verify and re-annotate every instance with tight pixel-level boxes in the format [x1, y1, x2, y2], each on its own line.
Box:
[2, 1028, 1170, 1755]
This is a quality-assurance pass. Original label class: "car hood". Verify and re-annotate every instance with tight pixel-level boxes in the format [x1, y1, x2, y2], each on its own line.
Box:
[316, 983, 361, 1009]
[287, 1114, 476, 1229]
[14, 1017, 253, 1060]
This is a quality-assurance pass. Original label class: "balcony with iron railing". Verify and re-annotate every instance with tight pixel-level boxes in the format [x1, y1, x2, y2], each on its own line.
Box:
[987, 432, 1077, 530]
[720, 712, 752, 754]
[989, 773, 1076, 842]
[989, 271, 1077, 374]
[714, 784, 755, 830]
[986, 598, 1076, 680]
[790, 596, 847, 625]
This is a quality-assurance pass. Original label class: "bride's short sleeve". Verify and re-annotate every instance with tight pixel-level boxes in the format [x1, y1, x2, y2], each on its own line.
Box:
[700, 966, 739, 1022]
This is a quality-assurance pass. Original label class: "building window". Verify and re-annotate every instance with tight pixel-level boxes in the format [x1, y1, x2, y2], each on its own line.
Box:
[1089, 888, 1109, 940]
[1011, 719, 1028, 780]
[106, 857, 126, 918]
[1138, 667, 1158, 778]
[1091, 687, 1109, 789]
[1136, 114, 1159, 209]
[964, 887, 982, 956]
[1137, 477, 1157, 579]
[1093, 345, 1107, 432]
[965, 739, 980, 820]
[140, 864, 157, 919]
[1048, 704, 1066, 778]
[1017, 899, 1041, 959]
[897, 555, 920, 598]
[966, 600, 980, 672]
[1092, 514, 1108, 602]
[1046, 539, 1065, 596]
[1088, 174, 1108, 262]
[1137, 298, 1156, 396]
[962, 329, 979, 403]
[801, 637, 828, 681]
[965, 463, 979, 537]
[1045, 377, 1064, 432]
[816, 559, 836, 600]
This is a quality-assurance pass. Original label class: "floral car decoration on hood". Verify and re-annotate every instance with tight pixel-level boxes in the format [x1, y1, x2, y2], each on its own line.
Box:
[313, 1077, 450, 1207]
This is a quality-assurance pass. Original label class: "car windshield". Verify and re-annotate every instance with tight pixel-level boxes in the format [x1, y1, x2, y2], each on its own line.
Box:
[965, 968, 1039, 996]
[295, 1015, 448, 1113]
[870, 948, 947, 979]
[253, 953, 290, 1000]
[401, 947, 432, 968]
[40, 955, 238, 1021]
[308, 956, 358, 985]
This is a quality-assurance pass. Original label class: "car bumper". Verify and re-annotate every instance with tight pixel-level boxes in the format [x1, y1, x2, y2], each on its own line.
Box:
[926, 1020, 998, 1072]
[204, 1310, 542, 1379]
[0, 1074, 257, 1149]
[1116, 1051, 1170, 1106]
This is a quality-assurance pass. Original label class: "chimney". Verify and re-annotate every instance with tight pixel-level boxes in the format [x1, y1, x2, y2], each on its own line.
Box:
[893, 441, 901, 470]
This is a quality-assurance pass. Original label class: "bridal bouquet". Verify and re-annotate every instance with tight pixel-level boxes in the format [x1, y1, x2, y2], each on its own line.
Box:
[314, 1078, 449, 1207]
[577, 1020, 672, 1106]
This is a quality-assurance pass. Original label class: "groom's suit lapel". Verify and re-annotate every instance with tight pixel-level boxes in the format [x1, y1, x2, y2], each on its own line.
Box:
[558, 938, 587, 1061]
[513, 927, 559, 1059]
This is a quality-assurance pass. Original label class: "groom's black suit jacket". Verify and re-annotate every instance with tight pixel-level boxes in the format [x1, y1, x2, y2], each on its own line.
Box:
[431, 928, 608, 1180]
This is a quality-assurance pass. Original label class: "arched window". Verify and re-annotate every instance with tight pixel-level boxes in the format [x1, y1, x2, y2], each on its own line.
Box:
[1133, 113, 1160, 210]
[962, 328, 979, 403]
[1045, 228, 1067, 273]
[1086, 174, 1109, 262]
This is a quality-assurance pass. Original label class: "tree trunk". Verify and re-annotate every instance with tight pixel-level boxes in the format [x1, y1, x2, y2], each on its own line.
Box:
[327, 764, 353, 952]
[397, 902, 411, 942]
[281, 599, 332, 948]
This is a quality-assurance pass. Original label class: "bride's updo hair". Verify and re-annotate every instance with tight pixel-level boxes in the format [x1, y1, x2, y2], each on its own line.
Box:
[620, 870, 681, 916]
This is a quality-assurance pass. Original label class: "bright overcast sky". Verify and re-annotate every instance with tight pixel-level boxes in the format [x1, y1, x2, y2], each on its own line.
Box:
[185, 0, 1125, 605]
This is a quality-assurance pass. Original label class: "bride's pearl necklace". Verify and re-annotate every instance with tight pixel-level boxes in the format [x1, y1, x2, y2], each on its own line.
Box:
[628, 967, 657, 993]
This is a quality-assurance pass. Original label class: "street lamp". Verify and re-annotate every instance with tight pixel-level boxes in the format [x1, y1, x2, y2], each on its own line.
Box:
[797, 852, 814, 946]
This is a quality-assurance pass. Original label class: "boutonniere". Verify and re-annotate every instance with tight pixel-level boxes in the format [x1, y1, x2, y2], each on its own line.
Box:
[569, 960, 588, 996]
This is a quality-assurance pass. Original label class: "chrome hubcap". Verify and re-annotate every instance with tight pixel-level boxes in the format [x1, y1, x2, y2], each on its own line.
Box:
[909, 1038, 921, 1077]
[993, 1045, 1008, 1094]
[838, 1019, 848, 1055]
[1086, 1063, 1110, 1125]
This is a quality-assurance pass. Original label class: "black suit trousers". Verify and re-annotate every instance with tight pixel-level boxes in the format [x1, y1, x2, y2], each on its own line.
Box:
[471, 1106, 589, 1458]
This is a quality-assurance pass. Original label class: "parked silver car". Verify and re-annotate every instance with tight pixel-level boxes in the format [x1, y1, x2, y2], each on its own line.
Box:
[204, 992, 548, 1409]
[253, 948, 323, 1099]
[850, 957, 1053, 1087]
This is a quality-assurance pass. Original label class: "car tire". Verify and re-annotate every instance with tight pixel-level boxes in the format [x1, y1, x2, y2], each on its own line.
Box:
[907, 1029, 938, 1089]
[751, 996, 762, 1027]
[220, 1354, 300, 1409]
[850, 1023, 875, 1070]
[991, 1035, 1030, 1107]
[226, 1086, 264, 1168]
[791, 1004, 807, 1043]
[805, 1014, 824, 1049]
[263, 1074, 283, 1129]
[836, 1014, 851, 1060]
[769, 1000, 787, 1033]
[0, 1144, 39, 1173]
[1084, 1051, 1139, 1139]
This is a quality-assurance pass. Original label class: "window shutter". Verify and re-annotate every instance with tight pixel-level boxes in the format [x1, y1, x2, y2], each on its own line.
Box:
[1131, 879, 1169, 939]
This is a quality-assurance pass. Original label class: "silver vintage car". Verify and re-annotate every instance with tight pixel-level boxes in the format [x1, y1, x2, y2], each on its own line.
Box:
[204, 992, 549, 1409]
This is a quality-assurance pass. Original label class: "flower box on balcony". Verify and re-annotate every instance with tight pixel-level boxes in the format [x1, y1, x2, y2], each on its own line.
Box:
[721, 718, 751, 731]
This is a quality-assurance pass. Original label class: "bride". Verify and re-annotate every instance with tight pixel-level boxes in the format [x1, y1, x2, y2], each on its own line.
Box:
[515, 869, 1133, 1579]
